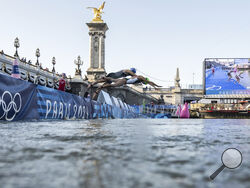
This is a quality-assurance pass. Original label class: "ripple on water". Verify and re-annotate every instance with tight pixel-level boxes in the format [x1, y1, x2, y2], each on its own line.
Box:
[155, 169, 186, 178]
[42, 134, 115, 142]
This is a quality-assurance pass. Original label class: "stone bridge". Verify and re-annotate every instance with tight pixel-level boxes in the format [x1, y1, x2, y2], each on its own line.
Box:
[143, 87, 203, 105]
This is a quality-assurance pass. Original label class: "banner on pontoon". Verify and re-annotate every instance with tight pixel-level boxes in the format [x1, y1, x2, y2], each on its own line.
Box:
[0, 74, 137, 121]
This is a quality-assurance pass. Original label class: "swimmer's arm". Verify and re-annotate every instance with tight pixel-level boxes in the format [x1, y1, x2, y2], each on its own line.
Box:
[89, 77, 108, 86]
[124, 70, 136, 76]
[148, 81, 162, 88]
[139, 76, 161, 88]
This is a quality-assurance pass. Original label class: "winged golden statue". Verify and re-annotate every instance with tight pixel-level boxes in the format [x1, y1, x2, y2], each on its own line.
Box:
[87, 2, 105, 23]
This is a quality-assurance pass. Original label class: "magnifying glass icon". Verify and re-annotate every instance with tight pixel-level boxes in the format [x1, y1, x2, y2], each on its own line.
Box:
[210, 148, 243, 180]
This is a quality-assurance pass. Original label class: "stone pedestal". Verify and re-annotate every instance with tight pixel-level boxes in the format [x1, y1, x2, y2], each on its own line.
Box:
[86, 23, 108, 82]
[173, 87, 182, 105]
[70, 79, 88, 97]
[73, 74, 83, 81]
[173, 67, 182, 105]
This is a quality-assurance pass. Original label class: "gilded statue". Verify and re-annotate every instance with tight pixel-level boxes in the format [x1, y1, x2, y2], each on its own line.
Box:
[87, 2, 105, 23]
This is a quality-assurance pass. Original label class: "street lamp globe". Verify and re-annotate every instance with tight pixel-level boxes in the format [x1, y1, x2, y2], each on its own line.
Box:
[36, 48, 40, 58]
[14, 37, 20, 57]
[74, 55, 83, 76]
[52, 57, 56, 73]
[14, 37, 20, 48]
[35, 48, 40, 66]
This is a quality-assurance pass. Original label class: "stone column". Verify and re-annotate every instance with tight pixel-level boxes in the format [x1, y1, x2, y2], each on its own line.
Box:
[173, 67, 182, 105]
[89, 35, 93, 69]
[86, 23, 108, 82]
[173, 89, 182, 105]
[98, 35, 103, 69]
[101, 36, 105, 69]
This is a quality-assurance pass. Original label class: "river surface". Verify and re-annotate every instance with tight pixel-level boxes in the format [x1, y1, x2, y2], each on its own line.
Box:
[0, 119, 250, 188]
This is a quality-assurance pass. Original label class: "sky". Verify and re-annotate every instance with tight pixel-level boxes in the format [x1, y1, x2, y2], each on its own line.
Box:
[1, 0, 250, 87]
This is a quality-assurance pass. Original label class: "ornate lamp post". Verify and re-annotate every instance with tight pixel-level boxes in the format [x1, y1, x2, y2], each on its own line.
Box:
[14, 37, 20, 57]
[35, 48, 40, 66]
[52, 57, 56, 74]
[51, 57, 56, 88]
[74, 55, 83, 76]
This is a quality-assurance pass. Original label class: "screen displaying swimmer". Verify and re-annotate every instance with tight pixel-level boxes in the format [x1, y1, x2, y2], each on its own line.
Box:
[205, 58, 250, 95]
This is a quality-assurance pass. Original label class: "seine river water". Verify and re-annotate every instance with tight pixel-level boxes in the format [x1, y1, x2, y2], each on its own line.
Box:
[0, 119, 250, 188]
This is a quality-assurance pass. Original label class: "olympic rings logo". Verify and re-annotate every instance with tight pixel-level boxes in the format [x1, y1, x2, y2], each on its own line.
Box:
[0, 91, 22, 121]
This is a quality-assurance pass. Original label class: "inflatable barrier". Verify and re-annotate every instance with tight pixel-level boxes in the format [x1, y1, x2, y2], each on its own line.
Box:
[179, 102, 190, 118]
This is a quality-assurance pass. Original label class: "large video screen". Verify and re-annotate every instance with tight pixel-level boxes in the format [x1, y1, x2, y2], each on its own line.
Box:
[205, 58, 250, 95]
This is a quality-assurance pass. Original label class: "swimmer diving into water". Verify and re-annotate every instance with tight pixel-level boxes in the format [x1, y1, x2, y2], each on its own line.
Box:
[87, 68, 137, 89]
[92, 75, 162, 100]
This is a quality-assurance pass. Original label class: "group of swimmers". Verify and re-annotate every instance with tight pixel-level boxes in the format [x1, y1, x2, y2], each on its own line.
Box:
[85, 68, 162, 100]
[227, 71, 244, 83]
[227, 65, 244, 83]
[212, 64, 244, 83]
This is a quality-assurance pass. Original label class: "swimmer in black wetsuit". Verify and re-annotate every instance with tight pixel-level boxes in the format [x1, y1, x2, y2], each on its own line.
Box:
[106, 68, 136, 79]
[227, 71, 233, 80]
[87, 68, 137, 89]
[92, 75, 162, 100]
[235, 74, 241, 83]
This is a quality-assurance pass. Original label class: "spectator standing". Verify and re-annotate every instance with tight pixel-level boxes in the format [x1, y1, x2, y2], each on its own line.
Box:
[58, 73, 66, 91]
